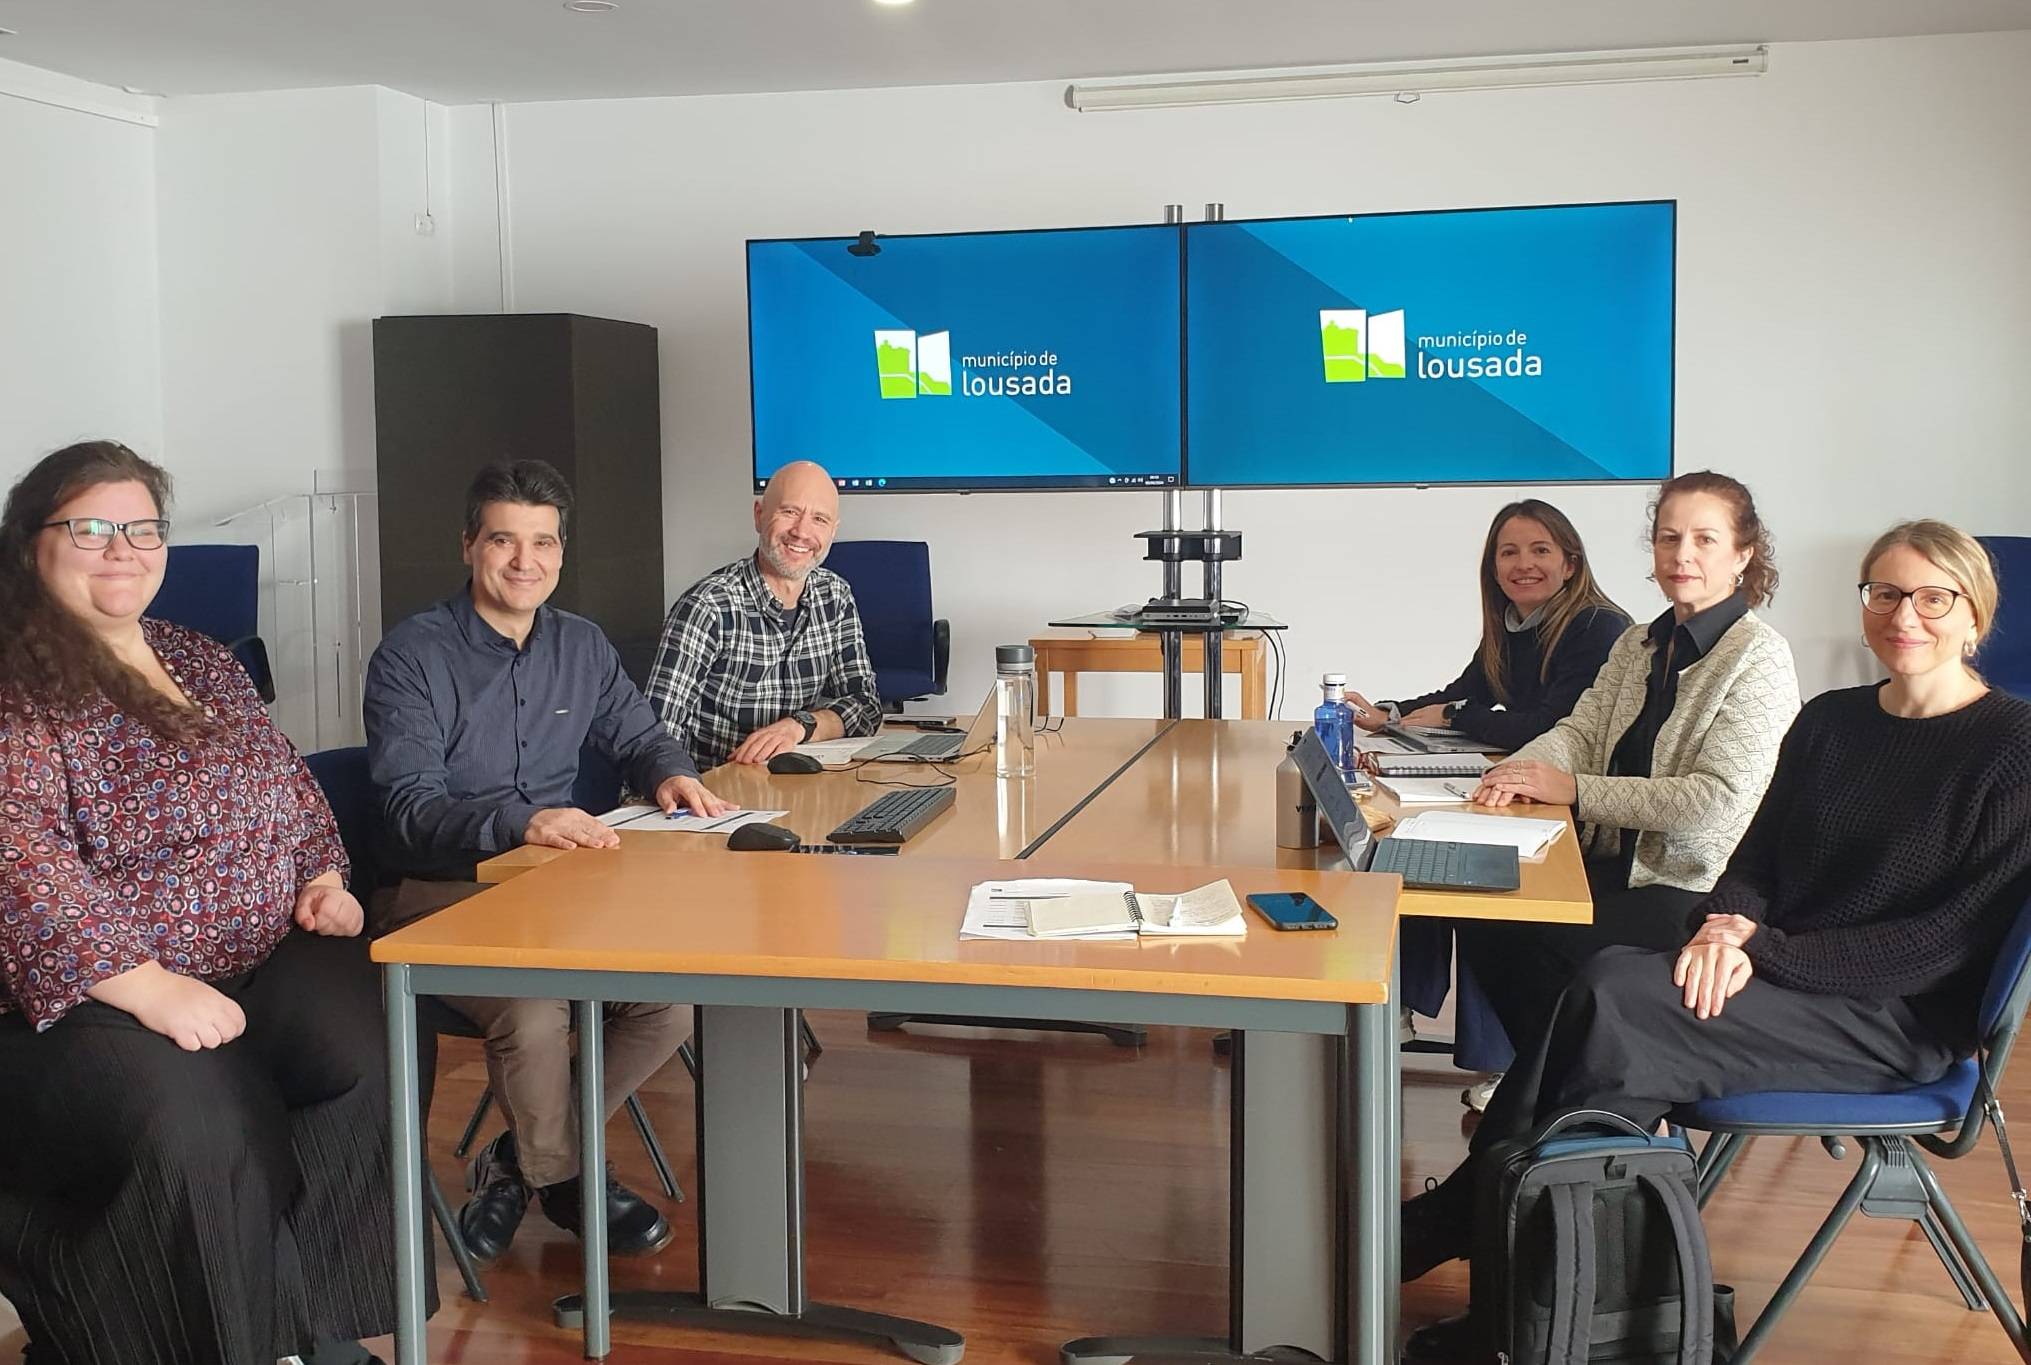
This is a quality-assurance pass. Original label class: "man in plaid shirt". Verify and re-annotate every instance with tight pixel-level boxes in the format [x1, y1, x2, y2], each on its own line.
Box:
[647, 461, 883, 769]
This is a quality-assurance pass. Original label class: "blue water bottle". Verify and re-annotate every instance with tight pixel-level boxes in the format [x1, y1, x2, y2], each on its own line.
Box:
[1315, 673, 1355, 779]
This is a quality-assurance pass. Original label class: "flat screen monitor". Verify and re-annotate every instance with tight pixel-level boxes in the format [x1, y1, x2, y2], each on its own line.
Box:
[1183, 201, 1675, 489]
[747, 225, 1183, 493]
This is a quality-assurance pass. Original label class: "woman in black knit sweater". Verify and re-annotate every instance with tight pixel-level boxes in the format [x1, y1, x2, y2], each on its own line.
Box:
[1349, 499, 1629, 751]
[1402, 517, 2031, 1314]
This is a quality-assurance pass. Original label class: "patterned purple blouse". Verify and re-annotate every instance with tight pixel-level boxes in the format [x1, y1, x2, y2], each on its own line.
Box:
[0, 619, 347, 1031]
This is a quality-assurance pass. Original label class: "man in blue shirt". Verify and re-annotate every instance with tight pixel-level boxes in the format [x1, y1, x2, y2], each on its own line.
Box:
[364, 459, 730, 1263]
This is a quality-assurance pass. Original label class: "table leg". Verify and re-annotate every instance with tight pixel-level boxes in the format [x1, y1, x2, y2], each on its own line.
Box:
[385, 964, 429, 1365]
[578, 999, 611, 1358]
[1035, 655, 1055, 717]
[1061, 1027, 1343, 1364]
[1242, 645, 1265, 720]
[1161, 632, 1183, 719]
[1204, 629, 1224, 720]
[1061, 670, 1081, 718]
[556, 1005, 964, 1363]
[1349, 992, 1401, 1365]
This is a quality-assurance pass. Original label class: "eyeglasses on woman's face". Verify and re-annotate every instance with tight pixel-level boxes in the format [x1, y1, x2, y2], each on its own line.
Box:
[1858, 582, 1962, 619]
[42, 517, 172, 551]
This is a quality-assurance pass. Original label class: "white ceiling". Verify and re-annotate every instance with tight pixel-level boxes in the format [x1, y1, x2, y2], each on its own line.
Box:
[1, 0, 2027, 104]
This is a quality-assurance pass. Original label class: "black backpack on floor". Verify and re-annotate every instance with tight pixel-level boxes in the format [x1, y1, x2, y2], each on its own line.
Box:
[1473, 1110, 1726, 1365]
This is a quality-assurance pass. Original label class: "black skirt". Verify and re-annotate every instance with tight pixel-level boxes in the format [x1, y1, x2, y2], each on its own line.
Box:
[0, 930, 430, 1364]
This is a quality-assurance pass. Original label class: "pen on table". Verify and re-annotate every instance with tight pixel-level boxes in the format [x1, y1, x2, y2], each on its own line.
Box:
[1444, 782, 1475, 800]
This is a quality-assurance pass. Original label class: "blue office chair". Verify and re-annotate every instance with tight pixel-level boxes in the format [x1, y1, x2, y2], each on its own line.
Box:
[824, 540, 949, 707]
[1672, 898, 2031, 1362]
[304, 746, 487, 1301]
[146, 543, 274, 702]
[1979, 536, 2031, 701]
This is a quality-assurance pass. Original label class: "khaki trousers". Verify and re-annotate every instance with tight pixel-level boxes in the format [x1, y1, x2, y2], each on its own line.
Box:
[375, 878, 690, 1188]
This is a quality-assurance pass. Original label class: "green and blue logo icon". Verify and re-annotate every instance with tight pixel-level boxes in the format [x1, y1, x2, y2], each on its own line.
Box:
[1319, 309, 1406, 383]
[874, 329, 952, 399]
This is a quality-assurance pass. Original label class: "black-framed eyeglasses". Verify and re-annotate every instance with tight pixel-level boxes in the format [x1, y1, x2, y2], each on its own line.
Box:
[41, 517, 172, 551]
[1859, 581, 1963, 619]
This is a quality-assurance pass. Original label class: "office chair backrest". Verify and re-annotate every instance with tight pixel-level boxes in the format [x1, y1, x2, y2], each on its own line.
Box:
[1977, 536, 2031, 697]
[146, 543, 274, 700]
[824, 539, 936, 692]
[304, 745, 383, 895]
[148, 543, 259, 643]
[1979, 894, 2031, 1065]
[573, 743, 622, 813]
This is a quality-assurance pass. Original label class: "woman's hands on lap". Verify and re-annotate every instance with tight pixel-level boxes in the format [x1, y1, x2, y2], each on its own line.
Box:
[294, 882, 365, 937]
[88, 962, 247, 1051]
[1674, 937, 1754, 1019]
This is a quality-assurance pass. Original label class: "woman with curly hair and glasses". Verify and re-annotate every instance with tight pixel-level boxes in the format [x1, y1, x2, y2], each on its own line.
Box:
[0, 442, 417, 1365]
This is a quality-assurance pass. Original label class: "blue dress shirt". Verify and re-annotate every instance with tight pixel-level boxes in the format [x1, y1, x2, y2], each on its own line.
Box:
[364, 589, 700, 880]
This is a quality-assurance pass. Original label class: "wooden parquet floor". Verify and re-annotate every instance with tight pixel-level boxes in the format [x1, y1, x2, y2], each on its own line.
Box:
[6, 1010, 2025, 1362]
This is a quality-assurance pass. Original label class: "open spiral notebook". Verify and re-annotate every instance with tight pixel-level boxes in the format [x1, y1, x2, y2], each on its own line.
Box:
[960, 879, 1247, 941]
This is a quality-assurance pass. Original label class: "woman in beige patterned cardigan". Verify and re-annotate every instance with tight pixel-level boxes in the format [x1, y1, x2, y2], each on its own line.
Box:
[1456, 470, 1802, 1054]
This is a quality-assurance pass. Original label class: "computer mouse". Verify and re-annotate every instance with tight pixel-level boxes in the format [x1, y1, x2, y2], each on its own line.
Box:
[726, 822, 800, 852]
[767, 752, 825, 775]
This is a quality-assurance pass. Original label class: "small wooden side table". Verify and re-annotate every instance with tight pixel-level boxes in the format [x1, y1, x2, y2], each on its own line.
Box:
[1029, 630, 1267, 719]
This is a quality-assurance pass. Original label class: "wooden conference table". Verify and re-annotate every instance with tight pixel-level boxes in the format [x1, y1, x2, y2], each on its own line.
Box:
[374, 718, 1591, 1365]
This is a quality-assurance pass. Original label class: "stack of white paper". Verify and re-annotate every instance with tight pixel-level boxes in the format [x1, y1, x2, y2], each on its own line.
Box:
[598, 805, 792, 834]
[787, 737, 875, 764]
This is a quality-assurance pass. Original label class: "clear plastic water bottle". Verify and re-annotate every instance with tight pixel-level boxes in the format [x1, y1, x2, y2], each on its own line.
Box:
[1315, 673, 1356, 779]
[995, 644, 1037, 778]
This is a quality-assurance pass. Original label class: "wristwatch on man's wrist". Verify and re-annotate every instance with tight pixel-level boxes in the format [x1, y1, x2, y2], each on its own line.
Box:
[791, 709, 818, 742]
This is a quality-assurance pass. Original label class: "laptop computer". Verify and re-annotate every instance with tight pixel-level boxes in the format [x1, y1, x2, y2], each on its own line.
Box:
[852, 689, 994, 763]
[1293, 730, 1518, 892]
[1378, 722, 1491, 756]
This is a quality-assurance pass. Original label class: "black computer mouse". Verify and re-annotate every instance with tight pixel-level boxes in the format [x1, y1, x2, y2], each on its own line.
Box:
[726, 821, 800, 852]
[767, 752, 825, 775]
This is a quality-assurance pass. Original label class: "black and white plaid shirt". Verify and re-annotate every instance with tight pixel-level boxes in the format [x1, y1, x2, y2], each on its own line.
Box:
[645, 554, 883, 771]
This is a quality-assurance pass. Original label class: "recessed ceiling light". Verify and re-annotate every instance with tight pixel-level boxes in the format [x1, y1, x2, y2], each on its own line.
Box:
[562, 0, 618, 12]
[872, 0, 916, 7]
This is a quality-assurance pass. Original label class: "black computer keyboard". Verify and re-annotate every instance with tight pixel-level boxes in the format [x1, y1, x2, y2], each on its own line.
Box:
[827, 786, 957, 844]
[1369, 837, 1520, 892]
[794, 843, 899, 856]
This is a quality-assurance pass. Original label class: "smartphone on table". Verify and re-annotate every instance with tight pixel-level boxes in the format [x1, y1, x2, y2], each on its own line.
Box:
[1246, 891, 1338, 932]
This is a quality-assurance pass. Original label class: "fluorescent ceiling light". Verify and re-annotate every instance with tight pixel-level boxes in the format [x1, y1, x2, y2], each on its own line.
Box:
[1066, 44, 1767, 112]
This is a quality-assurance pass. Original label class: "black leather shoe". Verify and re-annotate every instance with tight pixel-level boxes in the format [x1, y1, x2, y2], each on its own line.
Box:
[1402, 1313, 1489, 1362]
[538, 1172, 673, 1255]
[1401, 1175, 1473, 1284]
[457, 1131, 530, 1262]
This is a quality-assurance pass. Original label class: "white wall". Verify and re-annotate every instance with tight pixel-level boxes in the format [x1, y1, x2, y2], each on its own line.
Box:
[156, 85, 453, 520]
[449, 30, 2031, 718]
[0, 59, 162, 489]
[156, 84, 454, 743]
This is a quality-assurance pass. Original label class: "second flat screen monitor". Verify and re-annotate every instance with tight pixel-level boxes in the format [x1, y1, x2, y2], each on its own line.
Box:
[748, 226, 1183, 492]
[1184, 201, 1675, 489]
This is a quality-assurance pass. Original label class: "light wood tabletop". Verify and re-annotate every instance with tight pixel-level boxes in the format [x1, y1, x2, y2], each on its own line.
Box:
[475, 717, 1173, 883]
[375, 849, 1399, 1005]
[1034, 719, 1593, 924]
